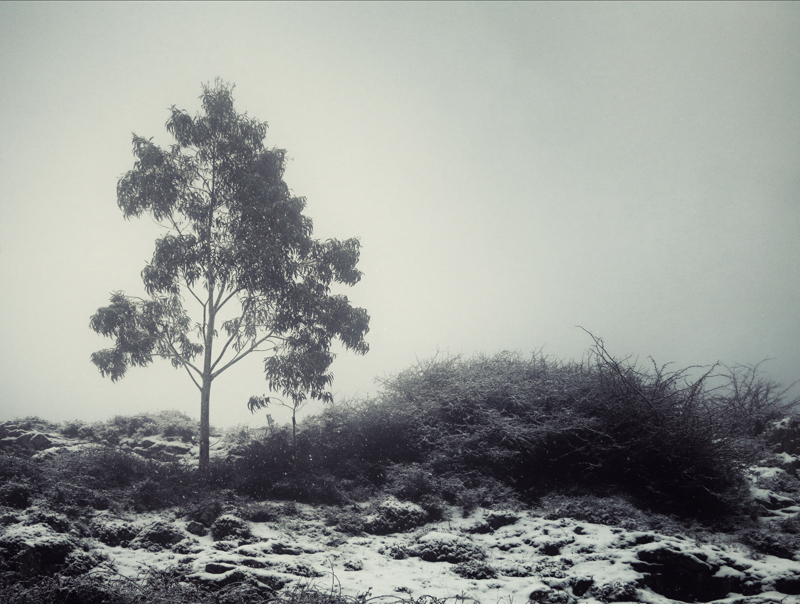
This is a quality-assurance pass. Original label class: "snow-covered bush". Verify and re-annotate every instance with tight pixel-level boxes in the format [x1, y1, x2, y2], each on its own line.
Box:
[588, 581, 640, 603]
[363, 498, 428, 534]
[210, 514, 251, 541]
[529, 586, 576, 604]
[24, 509, 71, 533]
[129, 521, 184, 550]
[409, 531, 485, 563]
[380, 542, 410, 559]
[468, 509, 520, 533]
[538, 494, 659, 531]
[738, 526, 800, 559]
[325, 508, 366, 535]
[91, 518, 138, 546]
[0, 481, 33, 509]
[0, 523, 79, 577]
[452, 559, 497, 579]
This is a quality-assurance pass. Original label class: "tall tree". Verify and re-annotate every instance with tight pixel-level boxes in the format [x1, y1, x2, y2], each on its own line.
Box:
[90, 80, 370, 470]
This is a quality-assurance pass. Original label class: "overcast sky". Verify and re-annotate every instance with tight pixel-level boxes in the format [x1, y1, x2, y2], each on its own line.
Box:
[1, 2, 799, 430]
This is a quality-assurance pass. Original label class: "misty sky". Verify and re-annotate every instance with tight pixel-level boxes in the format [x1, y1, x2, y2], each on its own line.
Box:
[1, 2, 799, 430]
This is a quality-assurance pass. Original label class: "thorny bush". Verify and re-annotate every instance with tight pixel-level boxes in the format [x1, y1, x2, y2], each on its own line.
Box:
[238, 339, 797, 518]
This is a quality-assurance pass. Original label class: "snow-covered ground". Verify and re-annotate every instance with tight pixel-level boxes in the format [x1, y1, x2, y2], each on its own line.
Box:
[76, 501, 800, 604]
[4, 425, 800, 603]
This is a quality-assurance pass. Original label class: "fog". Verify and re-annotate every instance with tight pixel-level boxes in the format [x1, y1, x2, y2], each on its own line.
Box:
[1, 3, 798, 429]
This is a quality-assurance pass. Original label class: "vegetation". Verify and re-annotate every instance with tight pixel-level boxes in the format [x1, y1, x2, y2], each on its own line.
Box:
[89, 79, 369, 470]
[229, 341, 798, 518]
[1, 566, 450, 604]
[4, 342, 797, 517]
[1, 343, 799, 602]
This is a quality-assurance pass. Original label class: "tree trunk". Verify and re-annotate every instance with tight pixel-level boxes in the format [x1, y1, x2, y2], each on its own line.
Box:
[199, 375, 212, 472]
[199, 279, 217, 473]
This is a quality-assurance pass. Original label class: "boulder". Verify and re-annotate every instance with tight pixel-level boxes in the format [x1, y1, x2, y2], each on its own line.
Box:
[206, 562, 237, 574]
[753, 489, 798, 511]
[632, 545, 752, 602]
[14, 432, 53, 450]
[0, 523, 79, 577]
[186, 520, 208, 536]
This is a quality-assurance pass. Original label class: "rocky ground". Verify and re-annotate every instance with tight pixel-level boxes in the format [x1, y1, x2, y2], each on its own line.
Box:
[3, 422, 800, 604]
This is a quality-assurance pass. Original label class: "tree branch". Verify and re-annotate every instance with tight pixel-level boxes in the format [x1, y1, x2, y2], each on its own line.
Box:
[211, 330, 241, 373]
[185, 284, 205, 309]
[163, 339, 204, 380]
[211, 334, 277, 379]
[216, 287, 243, 313]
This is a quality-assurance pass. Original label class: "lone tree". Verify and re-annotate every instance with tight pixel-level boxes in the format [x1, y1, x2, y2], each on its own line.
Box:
[90, 80, 370, 470]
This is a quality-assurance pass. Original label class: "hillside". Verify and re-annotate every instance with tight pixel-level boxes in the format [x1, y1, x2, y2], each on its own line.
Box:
[3, 350, 800, 603]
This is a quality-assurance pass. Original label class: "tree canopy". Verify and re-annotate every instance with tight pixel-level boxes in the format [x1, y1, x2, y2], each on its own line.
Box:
[90, 80, 370, 469]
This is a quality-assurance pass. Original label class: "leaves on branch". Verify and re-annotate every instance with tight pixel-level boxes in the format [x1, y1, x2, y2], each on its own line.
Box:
[91, 78, 370, 413]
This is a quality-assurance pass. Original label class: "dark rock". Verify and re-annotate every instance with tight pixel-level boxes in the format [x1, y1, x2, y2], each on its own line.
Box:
[13, 432, 53, 450]
[633, 546, 744, 602]
[197, 568, 248, 588]
[484, 510, 520, 530]
[29, 433, 54, 450]
[775, 575, 800, 595]
[206, 562, 237, 574]
[187, 498, 224, 527]
[271, 542, 303, 556]
[240, 557, 268, 569]
[0, 513, 21, 526]
[754, 491, 798, 511]
[588, 581, 640, 602]
[572, 578, 594, 597]
[767, 419, 800, 455]
[191, 568, 289, 593]
[163, 443, 191, 455]
[637, 546, 715, 574]
[172, 537, 202, 554]
[541, 542, 563, 556]
[60, 550, 103, 576]
[186, 520, 208, 536]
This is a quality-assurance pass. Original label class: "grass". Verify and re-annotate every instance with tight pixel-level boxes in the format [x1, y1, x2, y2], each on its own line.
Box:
[1, 564, 481, 604]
